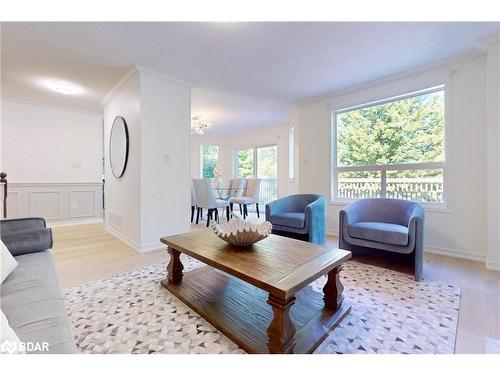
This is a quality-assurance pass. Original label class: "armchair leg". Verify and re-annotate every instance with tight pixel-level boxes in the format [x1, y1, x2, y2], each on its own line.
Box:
[239, 204, 243, 215]
[226, 206, 230, 221]
[243, 204, 248, 219]
[191, 206, 195, 223]
[215, 209, 219, 223]
[256, 203, 260, 218]
[230, 202, 234, 212]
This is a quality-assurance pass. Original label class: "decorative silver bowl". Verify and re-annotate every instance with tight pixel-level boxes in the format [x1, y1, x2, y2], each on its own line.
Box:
[212, 218, 272, 246]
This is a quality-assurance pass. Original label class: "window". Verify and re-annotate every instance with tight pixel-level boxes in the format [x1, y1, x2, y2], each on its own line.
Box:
[200, 145, 219, 178]
[289, 126, 295, 180]
[235, 149, 254, 178]
[333, 86, 445, 205]
[234, 145, 278, 205]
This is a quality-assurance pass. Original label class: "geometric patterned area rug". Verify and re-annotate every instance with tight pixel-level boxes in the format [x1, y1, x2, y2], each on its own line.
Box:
[62, 256, 460, 354]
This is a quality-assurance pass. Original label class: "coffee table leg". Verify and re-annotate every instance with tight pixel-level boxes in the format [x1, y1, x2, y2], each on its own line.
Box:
[323, 265, 345, 310]
[167, 247, 184, 284]
[267, 294, 296, 353]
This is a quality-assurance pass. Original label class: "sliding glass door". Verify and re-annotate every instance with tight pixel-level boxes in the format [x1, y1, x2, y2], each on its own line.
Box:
[235, 145, 278, 205]
[235, 149, 254, 178]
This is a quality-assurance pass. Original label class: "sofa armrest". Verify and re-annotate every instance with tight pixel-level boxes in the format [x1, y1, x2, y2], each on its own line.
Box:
[0, 217, 47, 234]
[1, 228, 53, 256]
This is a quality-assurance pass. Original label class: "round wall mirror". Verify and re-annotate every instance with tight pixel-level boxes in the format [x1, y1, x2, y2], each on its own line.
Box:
[109, 116, 129, 178]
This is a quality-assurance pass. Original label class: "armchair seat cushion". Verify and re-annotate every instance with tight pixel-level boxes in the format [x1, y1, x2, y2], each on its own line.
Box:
[348, 221, 409, 246]
[269, 212, 305, 229]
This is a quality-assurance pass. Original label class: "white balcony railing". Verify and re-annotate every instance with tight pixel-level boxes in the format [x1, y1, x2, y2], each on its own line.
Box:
[338, 178, 443, 203]
[259, 178, 277, 206]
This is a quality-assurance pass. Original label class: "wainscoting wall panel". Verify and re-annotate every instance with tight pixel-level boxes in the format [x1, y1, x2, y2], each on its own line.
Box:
[6, 183, 103, 226]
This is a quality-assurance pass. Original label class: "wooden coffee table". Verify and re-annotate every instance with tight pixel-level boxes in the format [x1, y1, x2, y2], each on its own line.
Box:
[160, 229, 351, 354]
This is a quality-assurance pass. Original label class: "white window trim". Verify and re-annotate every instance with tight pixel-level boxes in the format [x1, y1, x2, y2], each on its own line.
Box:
[331, 85, 448, 209]
[289, 125, 295, 181]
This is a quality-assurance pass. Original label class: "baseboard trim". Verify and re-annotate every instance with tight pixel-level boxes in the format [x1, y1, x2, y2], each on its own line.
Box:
[139, 242, 165, 253]
[327, 231, 339, 238]
[327, 231, 487, 263]
[486, 260, 500, 271]
[104, 225, 165, 253]
[425, 246, 486, 262]
[47, 218, 104, 228]
[104, 225, 141, 253]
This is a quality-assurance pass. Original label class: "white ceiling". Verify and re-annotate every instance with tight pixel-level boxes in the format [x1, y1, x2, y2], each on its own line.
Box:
[2, 22, 500, 133]
[191, 88, 292, 134]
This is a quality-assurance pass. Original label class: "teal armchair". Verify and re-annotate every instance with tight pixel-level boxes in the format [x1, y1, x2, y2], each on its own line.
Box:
[265, 194, 326, 245]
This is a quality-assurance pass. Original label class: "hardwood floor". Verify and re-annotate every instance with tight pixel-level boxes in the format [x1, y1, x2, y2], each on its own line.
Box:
[50, 218, 500, 354]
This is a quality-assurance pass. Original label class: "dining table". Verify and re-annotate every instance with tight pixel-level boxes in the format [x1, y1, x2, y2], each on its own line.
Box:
[212, 186, 246, 199]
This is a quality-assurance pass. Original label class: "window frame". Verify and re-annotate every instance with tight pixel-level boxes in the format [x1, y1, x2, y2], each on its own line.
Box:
[331, 85, 447, 209]
[233, 143, 278, 180]
[199, 144, 220, 179]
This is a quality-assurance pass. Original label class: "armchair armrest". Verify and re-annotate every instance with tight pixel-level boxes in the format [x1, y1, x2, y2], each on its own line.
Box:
[265, 196, 294, 219]
[305, 196, 326, 245]
[339, 201, 362, 226]
[407, 204, 425, 228]
[1, 227, 53, 256]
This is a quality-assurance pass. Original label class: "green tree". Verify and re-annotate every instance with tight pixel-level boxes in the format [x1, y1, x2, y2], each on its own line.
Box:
[257, 146, 277, 178]
[201, 145, 219, 178]
[237, 149, 254, 178]
[337, 91, 444, 177]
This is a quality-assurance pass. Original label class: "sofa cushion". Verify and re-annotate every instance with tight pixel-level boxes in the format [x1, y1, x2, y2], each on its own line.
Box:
[1, 308, 25, 354]
[269, 212, 305, 229]
[0, 251, 76, 354]
[348, 221, 409, 246]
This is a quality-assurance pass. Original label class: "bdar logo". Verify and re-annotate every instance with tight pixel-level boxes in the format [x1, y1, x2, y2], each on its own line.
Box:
[0, 340, 18, 353]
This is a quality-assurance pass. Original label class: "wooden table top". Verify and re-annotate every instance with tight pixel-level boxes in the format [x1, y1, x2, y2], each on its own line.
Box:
[160, 229, 351, 299]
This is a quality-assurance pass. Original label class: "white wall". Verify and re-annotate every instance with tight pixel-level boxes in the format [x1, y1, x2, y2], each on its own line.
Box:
[104, 67, 191, 252]
[104, 75, 142, 247]
[140, 71, 191, 250]
[296, 55, 489, 261]
[191, 123, 293, 198]
[486, 41, 500, 270]
[1, 100, 103, 183]
[1, 99, 103, 225]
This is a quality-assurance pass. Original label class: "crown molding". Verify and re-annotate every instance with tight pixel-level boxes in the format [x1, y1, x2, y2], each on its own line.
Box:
[101, 64, 193, 107]
[475, 33, 500, 53]
[100, 65, 140, 107]
[135, 65, 193, 89]
[1, 96, 103, 117]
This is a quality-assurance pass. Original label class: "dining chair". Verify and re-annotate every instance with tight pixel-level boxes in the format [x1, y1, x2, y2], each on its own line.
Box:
[230, 178, 261, 219]
[191, 180, 197, 223]
[192, 178, 230, 227]
[227, 178, 246, 212]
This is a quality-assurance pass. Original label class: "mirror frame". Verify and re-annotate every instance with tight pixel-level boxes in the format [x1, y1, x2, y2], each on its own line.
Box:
[109, 116, 129, 178]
